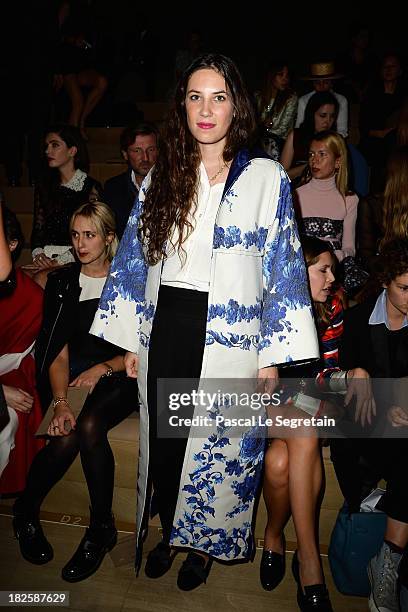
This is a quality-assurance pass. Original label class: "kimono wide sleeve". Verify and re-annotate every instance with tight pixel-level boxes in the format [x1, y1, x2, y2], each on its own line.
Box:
[90, 198, 147, 353]
[258, 173, 319, 369]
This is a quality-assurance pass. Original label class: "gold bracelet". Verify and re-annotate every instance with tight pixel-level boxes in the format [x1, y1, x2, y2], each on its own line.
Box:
[53, 397, 69, 408]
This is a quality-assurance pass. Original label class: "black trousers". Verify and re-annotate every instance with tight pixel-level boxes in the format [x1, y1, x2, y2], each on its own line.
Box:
[331, 437, 408, 523]
[147, 285, 207, 542]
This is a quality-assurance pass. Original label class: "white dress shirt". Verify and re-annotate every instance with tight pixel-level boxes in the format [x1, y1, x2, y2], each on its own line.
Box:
[161, 163, 224, 292]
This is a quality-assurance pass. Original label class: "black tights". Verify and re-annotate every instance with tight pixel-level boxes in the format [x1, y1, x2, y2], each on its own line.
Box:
[18, 377, 137, 520]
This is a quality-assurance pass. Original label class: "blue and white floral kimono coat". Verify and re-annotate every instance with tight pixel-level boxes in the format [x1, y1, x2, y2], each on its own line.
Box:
[91, 149, 319, 562]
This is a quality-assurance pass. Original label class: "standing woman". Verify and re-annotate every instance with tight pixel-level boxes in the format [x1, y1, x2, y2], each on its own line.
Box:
[13, 202, 136, 582]
[29, 125, 101, 285]
[256, 60, 298, 160]
[91, 53, 319, 590]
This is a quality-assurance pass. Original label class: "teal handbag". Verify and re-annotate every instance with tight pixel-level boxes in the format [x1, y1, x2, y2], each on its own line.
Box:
[328, 502, 387, 596]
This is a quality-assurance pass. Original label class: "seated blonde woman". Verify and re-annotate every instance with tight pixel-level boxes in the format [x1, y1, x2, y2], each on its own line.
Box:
[13, 201, 137, 583]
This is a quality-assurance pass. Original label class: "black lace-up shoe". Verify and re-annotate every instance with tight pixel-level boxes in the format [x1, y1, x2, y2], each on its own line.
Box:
[61, 524, 117, 582]
[13, 514, 53, 565]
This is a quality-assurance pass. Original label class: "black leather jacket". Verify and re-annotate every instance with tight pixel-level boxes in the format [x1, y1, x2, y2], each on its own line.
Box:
[35, 263, 82, 410]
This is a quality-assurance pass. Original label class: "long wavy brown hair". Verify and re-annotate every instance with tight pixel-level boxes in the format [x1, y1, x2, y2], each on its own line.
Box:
[381, 146, 408, 248]
[140, 53, 257, 265]
[259, 59, 295, 118]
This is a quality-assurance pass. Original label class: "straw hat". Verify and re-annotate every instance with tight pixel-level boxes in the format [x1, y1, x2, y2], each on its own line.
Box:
[302, 61, 343, 80]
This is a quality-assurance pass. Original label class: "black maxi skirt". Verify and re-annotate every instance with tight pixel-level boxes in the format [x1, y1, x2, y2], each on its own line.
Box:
[147, 285, 208, 542]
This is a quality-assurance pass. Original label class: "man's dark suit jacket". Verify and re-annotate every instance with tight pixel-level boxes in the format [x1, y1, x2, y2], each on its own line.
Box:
[103, 169, 138, 239]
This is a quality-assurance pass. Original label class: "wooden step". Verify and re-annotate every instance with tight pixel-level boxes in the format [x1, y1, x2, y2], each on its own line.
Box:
[87, 143, 122, 163]
[16, 212, 33, 246]
[39, 415, 139, 524]
[2, 187, 34, 213]
[0, 165, 29, 187]
[90, 162, 127, 185]
[136, 102, 169, 123]
[16, 247, 32, 266]
[86, 127, 124, 145]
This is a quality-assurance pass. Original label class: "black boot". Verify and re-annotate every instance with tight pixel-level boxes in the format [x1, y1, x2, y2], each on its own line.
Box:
[61, 512, 117, 583]
[13, 501, 53, 565]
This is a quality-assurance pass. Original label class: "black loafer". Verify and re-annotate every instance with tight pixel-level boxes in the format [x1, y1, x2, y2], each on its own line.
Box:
[13, 515, 53, 565]
[177, 552, 212, 591]
[61, 527, 117, 583]
[297, 585, 333, 611]
[145, 541, 175, 579]
[260, 549, 285, 590]
[292, 551, 333, 611]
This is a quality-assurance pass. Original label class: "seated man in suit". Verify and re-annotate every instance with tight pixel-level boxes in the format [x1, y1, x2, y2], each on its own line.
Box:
[103, 123, 159, 238]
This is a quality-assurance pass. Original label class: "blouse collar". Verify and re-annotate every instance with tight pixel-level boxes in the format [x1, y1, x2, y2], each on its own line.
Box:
[369, 289, 408, 330]
[61, 169, 87, 192]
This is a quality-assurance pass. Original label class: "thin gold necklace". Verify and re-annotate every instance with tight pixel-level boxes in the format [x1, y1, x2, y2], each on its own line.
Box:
[209, 162, 227, 183]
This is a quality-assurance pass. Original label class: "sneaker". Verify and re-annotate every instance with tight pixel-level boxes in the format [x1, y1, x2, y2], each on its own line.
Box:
[368, 542, 401, 612]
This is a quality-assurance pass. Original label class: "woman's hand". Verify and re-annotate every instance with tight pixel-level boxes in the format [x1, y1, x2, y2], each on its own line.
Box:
[388, 405, 408, 428]
[32, 253, 57, 270]
[48, 401, 76, 436]
[345, 367, 376, 427]
[3, 385, 33, 413]
[124, 352, 139, 378]
[69, 364, 106, 394]
[257, 366, 279, 396]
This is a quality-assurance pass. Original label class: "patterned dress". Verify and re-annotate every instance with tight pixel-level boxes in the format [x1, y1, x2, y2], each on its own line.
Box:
[91, 149, 319, 562]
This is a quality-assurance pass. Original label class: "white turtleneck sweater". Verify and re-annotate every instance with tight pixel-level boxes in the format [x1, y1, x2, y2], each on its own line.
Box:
[295, 175, 358, 261]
